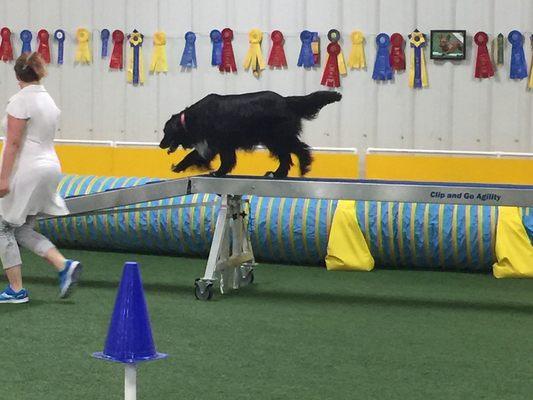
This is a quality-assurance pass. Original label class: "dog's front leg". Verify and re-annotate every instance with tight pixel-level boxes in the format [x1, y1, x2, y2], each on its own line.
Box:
[211, 150, 237, 177]
[171, 150, 211, 173]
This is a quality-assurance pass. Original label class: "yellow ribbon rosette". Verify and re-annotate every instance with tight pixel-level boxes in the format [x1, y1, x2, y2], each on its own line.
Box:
[75, 28, 92, 64]
[408, 30, 428, 88]
[150, 31, 168, 73]
[243, 28, 265, 77]
[348, 31, 366, 69]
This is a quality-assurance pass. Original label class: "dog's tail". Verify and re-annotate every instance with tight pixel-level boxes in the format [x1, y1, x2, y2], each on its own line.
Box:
[285, 91, 342, 120]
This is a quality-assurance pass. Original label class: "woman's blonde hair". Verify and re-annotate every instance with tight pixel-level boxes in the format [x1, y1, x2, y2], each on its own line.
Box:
[14, 52, 47, 82]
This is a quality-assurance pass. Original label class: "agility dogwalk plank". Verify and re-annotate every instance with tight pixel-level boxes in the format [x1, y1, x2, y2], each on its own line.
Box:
[63, 175, 533, 300]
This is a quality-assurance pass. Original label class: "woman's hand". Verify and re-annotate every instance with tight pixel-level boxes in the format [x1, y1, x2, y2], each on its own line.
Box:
[0, 178, 10, 197]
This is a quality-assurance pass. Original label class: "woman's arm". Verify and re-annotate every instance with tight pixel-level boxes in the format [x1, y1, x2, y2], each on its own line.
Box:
[0, 115, 26, 197]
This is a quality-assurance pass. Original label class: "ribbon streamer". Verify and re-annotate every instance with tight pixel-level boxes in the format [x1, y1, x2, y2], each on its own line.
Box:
[101, 29, 110, 58]
[390, 33, 405, 71]
[210, 29, 222, 66]
[127, 30, 144, 85]
[75, 28, 92, 64]
[180, 31, 197, 68]
[348, 31, 365, 69]
[20, 30, 32, 54]
[0, 27, 13, 62]
[150, 31, 168, 73]
[474, 32, 494, 79]
[493, 33, 504, 66]
[268, 30, 287, 68]
[297, 30, 315, 68]
[312, 32, 320, 65]
[408, 30, 428, 88]
[54, 29, 65, 65]
[372, 33, 393, 80]
[527, 35, 533, 89]
[321, 42, 341, 87]
[37, 29, 51, 63]
[219, 28, 237, 72]
[508, 30, 528, 79]
[243, 28, 265, 77]
[110, 30, 124, 70]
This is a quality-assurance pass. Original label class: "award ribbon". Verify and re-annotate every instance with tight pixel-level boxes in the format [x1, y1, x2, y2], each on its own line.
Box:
[527, 35, 533, 89]
[312, 32, 320, 65]
[390, 33, 405, 71]
[474, 32, 494, 79]
[321, 42, 341, 87]
[101, 29, 110, 58]
[110, 30, 124, 69]
[0, 27, 13, 62]
[180, 31, 197, 68]
[268, 30, 287, 68]
[493, 33, 504, 66]
[127, 30, 144, 85]
[37, 29, 51, 63]
[508, 30, 528, 79]
[408, 30, 428, 88]
[328, 29, 346, 76]
[54, 29, 65, 64]
[75, 28, 92, 64]
[372, 33, 393, 80]
[297, 30, 315, 68]
[243, 28, 265, 77]
[20, 30, 32, 54]
[348, 30, 365, 69]
[210, 29, 222, 66]
[150, 31, 168, 73]
[219, 28, 237, 72]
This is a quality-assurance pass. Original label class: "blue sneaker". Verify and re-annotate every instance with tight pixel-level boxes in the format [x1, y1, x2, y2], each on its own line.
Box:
[0, 285, 29, 304]
[59, 260, 82, 298]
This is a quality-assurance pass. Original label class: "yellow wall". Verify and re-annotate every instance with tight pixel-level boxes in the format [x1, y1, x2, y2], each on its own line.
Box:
[366, 154, 533, 185]
[54, 145, 359, 179]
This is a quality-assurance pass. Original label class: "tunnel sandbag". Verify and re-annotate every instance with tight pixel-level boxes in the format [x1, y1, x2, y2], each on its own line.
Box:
[37, 175, 336, 264]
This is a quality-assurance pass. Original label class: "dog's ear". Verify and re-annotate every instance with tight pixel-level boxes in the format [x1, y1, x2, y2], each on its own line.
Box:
[160, 114, 183, 150]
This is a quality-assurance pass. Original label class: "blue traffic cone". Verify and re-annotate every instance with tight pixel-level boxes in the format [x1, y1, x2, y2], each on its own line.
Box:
[93, 262, 167, 363]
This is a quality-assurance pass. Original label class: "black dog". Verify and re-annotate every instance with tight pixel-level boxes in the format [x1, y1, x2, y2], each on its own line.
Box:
[159, 90, 342, 177]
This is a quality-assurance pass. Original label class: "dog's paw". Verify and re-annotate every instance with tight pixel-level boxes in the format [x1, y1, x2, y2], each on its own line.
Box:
[210, 171, 227, 177]
[171, 164, 185, 173]
[264, 171, 275, 178]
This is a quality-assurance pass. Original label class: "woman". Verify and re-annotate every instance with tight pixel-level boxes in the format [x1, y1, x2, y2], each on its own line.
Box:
[0, 52, 82, 303]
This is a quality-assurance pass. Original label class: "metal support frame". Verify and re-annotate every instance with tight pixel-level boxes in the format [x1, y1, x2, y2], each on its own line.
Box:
[194, 195, 255, 300]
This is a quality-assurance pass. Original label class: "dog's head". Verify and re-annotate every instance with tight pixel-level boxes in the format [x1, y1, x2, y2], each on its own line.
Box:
[160, 113, 187, 154]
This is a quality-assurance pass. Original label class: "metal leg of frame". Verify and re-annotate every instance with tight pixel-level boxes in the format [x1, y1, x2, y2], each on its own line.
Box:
[195, 195, 255, 300]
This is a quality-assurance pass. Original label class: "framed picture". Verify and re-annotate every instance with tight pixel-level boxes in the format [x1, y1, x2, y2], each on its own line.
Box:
[430, 30, 466, 60]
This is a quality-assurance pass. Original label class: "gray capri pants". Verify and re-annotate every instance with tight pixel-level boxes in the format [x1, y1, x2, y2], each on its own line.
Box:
[0, 216, 55, 269]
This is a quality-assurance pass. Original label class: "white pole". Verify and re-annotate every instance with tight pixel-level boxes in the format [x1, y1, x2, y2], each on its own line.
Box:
[125, 364, 137, 400]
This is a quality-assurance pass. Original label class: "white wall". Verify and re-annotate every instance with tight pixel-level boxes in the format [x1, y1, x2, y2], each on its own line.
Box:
[0, 0, 532, 152]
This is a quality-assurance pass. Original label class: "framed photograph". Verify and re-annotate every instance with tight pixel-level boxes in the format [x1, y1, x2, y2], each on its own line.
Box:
[430, 30, 466, 60]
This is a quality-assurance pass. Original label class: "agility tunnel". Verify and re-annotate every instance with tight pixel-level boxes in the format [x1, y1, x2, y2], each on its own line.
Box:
[37, 175, 533, 275]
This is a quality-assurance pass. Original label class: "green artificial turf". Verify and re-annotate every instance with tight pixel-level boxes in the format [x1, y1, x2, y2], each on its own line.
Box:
[1, 249, 533, 399]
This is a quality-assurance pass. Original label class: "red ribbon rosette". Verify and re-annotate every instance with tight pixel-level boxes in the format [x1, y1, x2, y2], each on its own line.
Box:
[321, 42, 341, 87]
[268, 30, 287, 68]
[474, 31, 494, 79]
[37, 29, 51, 63]
[110, 30, 124, 69]
[219, 28, 237, 72]
[0, 27, 13, 62]
[389, 33, 405, 71]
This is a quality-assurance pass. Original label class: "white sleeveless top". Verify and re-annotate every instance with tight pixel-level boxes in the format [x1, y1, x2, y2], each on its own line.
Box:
[0, 85, 68, 226]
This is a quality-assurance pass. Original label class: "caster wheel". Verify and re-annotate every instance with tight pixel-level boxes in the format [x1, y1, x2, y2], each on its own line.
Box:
[194, 280, 214, 301]
[241, 271, 254, 286]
